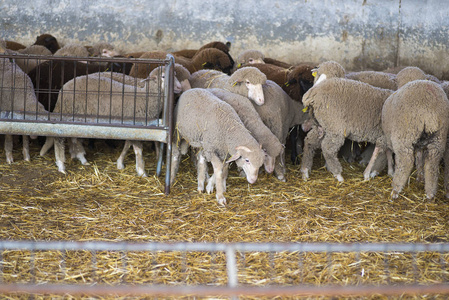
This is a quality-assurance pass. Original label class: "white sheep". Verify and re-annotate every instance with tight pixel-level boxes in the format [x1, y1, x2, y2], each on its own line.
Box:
[170, 88, 266, 206]
[365, 67, 449, 200]
[253, 80, 312, 181]
[54, 43, 90, 57]
[208, 88, 283, 174]
[0, 49, 48, 163]
[300, 71, 393, 182]
[189, 67, 267, 106]
[51, 66, 182, 174]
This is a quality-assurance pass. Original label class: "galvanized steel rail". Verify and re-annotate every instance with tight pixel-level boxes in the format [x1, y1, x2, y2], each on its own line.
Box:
[0, 53, 175, 193]
[0, 240, 448, 298]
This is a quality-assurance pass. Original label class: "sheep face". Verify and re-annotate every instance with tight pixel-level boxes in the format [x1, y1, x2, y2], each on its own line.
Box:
[226, 146, 264, 184]
[245, 80, 265, 105]
[149, 67, 183, 94]
[262, 150, 275, 174]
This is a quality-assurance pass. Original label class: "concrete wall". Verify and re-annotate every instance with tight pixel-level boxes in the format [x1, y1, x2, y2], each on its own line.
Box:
[2, 0, 449, 78]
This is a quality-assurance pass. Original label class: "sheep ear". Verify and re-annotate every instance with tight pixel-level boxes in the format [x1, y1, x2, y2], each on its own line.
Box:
[236, 145, 252, 153]
[314, 74, 327, 86]
[225, 146, 252, 163]
[225, 152, 241, 163]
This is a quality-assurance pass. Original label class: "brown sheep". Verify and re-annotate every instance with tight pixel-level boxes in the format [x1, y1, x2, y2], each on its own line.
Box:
[33, 34, 60, 54]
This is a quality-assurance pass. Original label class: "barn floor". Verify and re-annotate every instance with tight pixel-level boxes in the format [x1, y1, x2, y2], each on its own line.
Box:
[1, 138, 448, 243]
[0, 138, 448, 299]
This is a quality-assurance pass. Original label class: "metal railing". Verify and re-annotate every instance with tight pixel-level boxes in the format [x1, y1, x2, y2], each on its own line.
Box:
[0, 240, 448, 298]
[0, 53, 175, 193]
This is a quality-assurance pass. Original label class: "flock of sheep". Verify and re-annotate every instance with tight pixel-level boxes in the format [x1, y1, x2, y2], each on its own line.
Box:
[1, 34, 449, 205]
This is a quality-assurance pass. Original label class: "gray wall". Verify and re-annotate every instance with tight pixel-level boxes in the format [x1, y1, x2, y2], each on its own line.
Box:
[2, 0, 449, 78]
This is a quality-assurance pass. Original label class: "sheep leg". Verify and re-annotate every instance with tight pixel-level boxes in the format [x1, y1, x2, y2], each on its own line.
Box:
[70, 138, 90, 165]
[132, 141, 147, 177]
[4, 135, 13, 164]
[169, 142, 181, 186]
[274, 149, 287, 182]
[197, 151, 208, 193]
[444, 144, 449, 199]
[54, 137, 67, 174]
[363, 145, 383, 180]
[415, 149, 424, 183]
[117, 140, 132, 170]
[22, 135, 30, 162]
[321, 133, 345, 182]
[300, 126, 324, 181]
[210, 155, 227, 206]
[391, 149, 415, 199]
[423, 141, 445, 201]
[386, 148, 394, 177]
[40, 137, 54, 156]
[206, 161, 228, 193]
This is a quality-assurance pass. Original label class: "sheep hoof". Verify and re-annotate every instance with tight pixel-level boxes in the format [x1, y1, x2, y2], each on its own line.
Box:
[300, 168, 309, 181]
[426, 195, 435, 203]
[6, 155, 13, 164]
[335, 174, 344, 182]
[206, 181, 214, 194]
[391, 190, 399, 199]
[216, 196, 227, 206]
[56, 161, 66, 174]
[370, 171, 379, 178]
[276, 174, 286, 182]
[117, 161, 125, 170]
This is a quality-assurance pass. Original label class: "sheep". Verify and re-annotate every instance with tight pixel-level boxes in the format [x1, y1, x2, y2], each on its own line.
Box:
[33, 34, 60, 54]
[252, 80, 312, 181]
[345, 71, 398, 90]
[189, 67, 267, 106]
[54, 43, 90, 57]
[3, 45, 52, 73]
[234, 49, 291, 70]
[311, 60, 346, 86]
[174, 48, 233, 75]
[172, 41, 234, 67]
[27, 59, 109, 112]
[129, 48, 233, 79]
[235, 49, 266, 68]
[170, 88, 266, 205]
[2, 40, 26, 51]
[300, 74, 393, 182]
[365, 67, 449, 200]
[128, 51, 168, 78]
[0, 49, 48, 163]
[207, 88, 284, 174]
[51, 66, 182, 174]
[86, 42, 120, 57]
[114, 63, 189, 170]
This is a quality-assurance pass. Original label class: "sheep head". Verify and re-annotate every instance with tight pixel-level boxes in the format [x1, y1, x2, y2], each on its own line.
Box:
[226, 145, 265, 184]
[229, 67, 267, 105]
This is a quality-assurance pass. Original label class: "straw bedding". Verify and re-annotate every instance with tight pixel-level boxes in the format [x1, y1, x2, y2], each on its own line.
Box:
[0, 138, 448, 299]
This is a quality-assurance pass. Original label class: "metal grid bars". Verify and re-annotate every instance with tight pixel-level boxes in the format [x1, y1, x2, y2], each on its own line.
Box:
[0, 53, 175, 193]
[0, 240, 448, 298]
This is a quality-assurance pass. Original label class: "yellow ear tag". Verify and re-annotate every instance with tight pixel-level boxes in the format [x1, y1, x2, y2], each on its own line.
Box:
[302, 106, 308, 112]
[312, 71, 317, 77]
[202, 62, 207, 66]
[232, 81, 238, 86]
[237, 63, 242, 68]
[284, 82, 290, 87]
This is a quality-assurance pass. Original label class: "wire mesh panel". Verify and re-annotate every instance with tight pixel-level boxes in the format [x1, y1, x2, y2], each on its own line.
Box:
[0, 241, 448, 298]
[0, 53, 175, 193]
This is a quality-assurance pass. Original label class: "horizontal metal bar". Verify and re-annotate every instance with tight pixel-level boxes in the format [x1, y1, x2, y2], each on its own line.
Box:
[1, 240, 449, 253]
[0, 53, 170, 64]
[0, 283, 448, 297]
[0, 121, 169, 142]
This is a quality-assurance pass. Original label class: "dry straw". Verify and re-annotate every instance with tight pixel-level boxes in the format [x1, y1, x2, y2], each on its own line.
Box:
[0, 139, 448, 299]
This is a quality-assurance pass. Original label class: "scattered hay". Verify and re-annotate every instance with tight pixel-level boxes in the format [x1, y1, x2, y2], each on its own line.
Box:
[0, 139, 448, 298]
